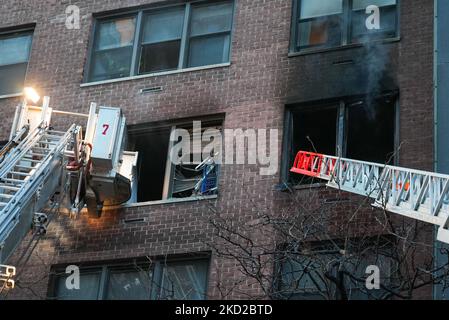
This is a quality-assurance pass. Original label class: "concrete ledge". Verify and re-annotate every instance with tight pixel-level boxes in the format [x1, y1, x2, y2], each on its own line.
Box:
[80, 63, 231, 88]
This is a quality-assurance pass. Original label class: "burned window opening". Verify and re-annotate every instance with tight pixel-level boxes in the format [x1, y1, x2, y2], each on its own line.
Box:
[129, 128, 171, 202]
[128, 120, 222, 203]
[285, 95, 397, 185]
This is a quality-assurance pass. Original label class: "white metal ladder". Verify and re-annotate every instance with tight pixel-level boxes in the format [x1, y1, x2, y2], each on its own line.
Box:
[0, 124, 76, 263]
[291, 151, 449, 244]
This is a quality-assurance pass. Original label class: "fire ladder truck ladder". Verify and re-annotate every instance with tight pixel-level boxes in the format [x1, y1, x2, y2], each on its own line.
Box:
[0, 123, 77, 264]
[291, 151, 449, 244]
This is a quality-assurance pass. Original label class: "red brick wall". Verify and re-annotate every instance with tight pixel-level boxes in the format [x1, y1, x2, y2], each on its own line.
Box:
[0, 0, 435, 299]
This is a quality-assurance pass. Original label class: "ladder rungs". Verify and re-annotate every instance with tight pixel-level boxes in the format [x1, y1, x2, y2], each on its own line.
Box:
[27, 152, 47, 157]
[20, 158, 43, 163]
[14, 165, 37, 170]
[0, 194, 14, 199]
[31, 147, 51, 152]
[0, 202, 8, 206]
[1, 178, 26, 184]
[9, 172, 30, 177]
[47, 130, 66, 135]
[42, 134, 63, 139]
[0, 185, 20, 191]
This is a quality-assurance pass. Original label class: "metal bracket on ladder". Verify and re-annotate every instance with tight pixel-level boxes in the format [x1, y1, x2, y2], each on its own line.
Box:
[291, 151, 449, 245]
[0, 264, 16, 289]
[33, 213, 48, 235]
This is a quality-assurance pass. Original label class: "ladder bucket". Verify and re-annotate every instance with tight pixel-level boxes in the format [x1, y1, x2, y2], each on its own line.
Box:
[290, 151, 324, 177]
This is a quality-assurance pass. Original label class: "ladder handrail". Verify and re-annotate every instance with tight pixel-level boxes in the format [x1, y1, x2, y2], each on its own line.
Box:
[0, 125, 76, 240]
[0, 125, 44, 177]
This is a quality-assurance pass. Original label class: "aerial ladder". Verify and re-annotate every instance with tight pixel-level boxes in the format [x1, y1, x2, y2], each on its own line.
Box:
[291, 151, 449, 245]
[0, 88, 138, 289]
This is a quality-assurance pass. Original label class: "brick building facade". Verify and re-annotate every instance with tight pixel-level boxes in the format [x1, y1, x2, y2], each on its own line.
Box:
[0, 0, 436, 299]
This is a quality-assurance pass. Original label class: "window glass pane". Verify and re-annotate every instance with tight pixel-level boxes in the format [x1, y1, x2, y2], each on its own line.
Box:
[159, 261, 208, 300]
[190, 2, 233, 37]
[0, 63, 28, 96]
[139, 40, 181, 74]
[142, 9, 185, 44]
[188, 34, 230, 68]
[280, 257, 328, 297]
[352, 0, 396, 10]
[346, 98, 395, 163]
[96, 17, 136, 51]
[56, 272, 101, 300]
[298, 16, 342, 48]
[90, 46, 133, 82]
[0, 34, 32, 66]
[300, 0, 343, 19]
[344, 251, 392, 300]
[351, 5, 397, 42]
[106, 269, 152, 300]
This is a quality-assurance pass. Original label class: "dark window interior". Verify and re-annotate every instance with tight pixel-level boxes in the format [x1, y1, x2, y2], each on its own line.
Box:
[346, 97, 395, 163]
[128, 120, 221, 203]
[290, 106, 338, 185]
[129, 129, 171, 202]
[139, 40, 181, 74]
[292, 106, 338, 156]
[287, 96, 396, 184]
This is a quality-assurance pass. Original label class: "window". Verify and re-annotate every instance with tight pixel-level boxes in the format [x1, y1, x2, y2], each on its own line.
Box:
[50, 257, 209, 300]
[276, 240, 393, 300]
[89, 17, 137, 82]
[87, 1, 234, 82]
[128, 119, 222, 203]
[285, 95, 396, 185]
[0, 28, 33, 96]
[291, 0, 398, 52]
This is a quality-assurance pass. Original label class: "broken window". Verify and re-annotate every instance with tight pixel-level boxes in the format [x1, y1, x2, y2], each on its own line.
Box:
[87, 1, 234, 83]
[291, 0, 398, 52]
[0, 29, 33, 96]
[286, 95, 396, 184]
[128, 120, 222, 203]
[50, 257, 209, 300]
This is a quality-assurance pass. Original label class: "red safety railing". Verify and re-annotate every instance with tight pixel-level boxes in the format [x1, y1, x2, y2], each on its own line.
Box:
[290, 151, 325, 177]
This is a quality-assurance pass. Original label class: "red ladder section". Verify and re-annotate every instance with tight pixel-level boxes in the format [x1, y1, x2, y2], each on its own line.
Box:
[290, 151, 332, 178]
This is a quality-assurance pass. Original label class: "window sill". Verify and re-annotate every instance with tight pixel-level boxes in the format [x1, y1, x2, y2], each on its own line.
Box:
[0, 92, 23, 100]
[293, 183, 327, 190]
[288, 37, 401, 57]
[121, 194, 218, 209]
[80, 63, 231, 88]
